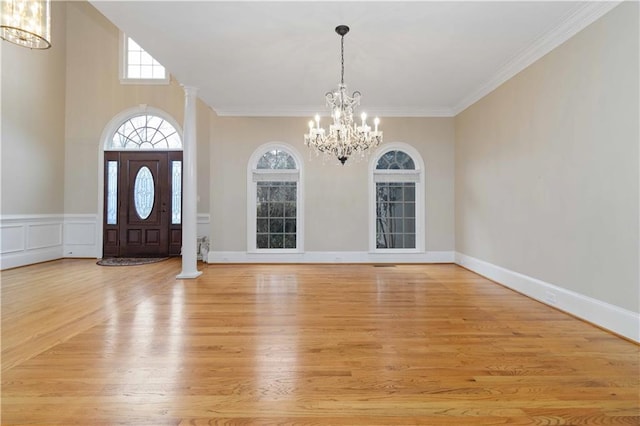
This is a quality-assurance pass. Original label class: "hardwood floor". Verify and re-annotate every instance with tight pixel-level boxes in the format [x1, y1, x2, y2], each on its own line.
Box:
[1, 259, 638, 425]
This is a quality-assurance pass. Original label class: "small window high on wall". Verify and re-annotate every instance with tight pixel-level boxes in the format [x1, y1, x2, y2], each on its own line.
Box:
[120, 34, 169, 84]
[247, 144, 304, 253]
[370, 144, 425, 253]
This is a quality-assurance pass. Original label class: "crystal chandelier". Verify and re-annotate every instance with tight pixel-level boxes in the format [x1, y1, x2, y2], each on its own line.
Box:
[304, 25, 382, 165]
[0, 0, 51, 49]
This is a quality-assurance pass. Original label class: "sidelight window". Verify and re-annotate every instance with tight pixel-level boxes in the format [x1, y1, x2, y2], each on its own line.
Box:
[106, 161, 118, 225]
[171, 161, 182, 224]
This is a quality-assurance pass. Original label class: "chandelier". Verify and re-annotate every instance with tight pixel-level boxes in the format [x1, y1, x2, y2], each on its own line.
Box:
[0, 0, 51, 49]
[304, 25, 382, 165]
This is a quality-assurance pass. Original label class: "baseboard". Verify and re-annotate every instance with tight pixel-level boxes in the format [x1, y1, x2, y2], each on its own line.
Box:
[207, 250, 455, 264]
[455, 252, 640, 343]
[0, 246, 64, 270]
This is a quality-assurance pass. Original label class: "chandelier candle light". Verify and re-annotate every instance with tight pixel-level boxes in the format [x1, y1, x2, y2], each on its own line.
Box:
[304, 25, 382, 165]
[0, 0, 51, 49]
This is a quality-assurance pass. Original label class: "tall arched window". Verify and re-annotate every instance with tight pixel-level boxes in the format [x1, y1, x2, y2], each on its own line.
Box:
[247, 144, 304, 252]
[370, 144, 424, 252]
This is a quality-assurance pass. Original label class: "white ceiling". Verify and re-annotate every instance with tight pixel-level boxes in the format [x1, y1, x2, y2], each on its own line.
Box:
[89, 1, 619, 117]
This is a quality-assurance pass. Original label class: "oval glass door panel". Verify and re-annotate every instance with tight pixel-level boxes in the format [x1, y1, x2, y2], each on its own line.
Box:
[134, 166, 155, 219]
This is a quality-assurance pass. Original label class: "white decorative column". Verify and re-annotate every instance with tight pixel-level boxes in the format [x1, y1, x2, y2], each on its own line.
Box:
[177, 85, 202, 279]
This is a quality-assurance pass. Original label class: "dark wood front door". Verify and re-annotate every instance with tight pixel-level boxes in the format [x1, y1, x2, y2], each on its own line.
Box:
[103, 151, 182, 257]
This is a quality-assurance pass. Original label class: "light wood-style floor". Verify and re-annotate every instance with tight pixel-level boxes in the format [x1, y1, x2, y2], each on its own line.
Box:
[1, 258, 638, 425]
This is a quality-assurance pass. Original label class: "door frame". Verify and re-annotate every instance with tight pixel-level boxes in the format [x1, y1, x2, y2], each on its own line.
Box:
[97, 106, 183, 259]
[103, 151, 183, 257]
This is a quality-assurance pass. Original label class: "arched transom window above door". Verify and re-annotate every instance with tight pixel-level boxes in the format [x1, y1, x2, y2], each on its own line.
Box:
[107, 114, 182, 150]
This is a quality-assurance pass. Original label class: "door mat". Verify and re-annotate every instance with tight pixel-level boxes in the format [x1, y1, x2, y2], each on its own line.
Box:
[96, 257, 169, 266]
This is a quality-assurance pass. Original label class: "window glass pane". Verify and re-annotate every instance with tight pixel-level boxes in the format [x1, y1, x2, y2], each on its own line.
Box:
[257, 234, 268, 249]
[128, 37, 141, 51]
[270, 186, 284, 202]
[172, 161, 182, 224]
[134, 166, 155, 220]
[284, 202, 296, 217]
[389, 186, 403, 201]
[284, 234, 296, 249]
[107, 161, 118, 225]
[376, 150, 415, 170]
[256, 182, 296, 249]
[108, 114, 182, 150]
[140, 66, 153, 79]
[404, 186, 415, 201]
[404, 218, 415, 233]
[405, 202, 415, 218]
[140, 51, 153, 65]
[270, 234, 284, 249]
[404, 234, 416, 249]
[284, 185, 296, 201]
[269, 203, 284, 217]
[128, 51, 140, 65]
[257, 149, 297, 169]
[284, 219, 296, 233]
[270, 219, 284, 233]
[257, 219, 268, 233]
[257, 203, 269, 217]
[125, 37, 167, 80]
[127, 66, 141, 79]
[376, 182, 415, 249]
[389, 203, 403, 217]
[152, 67, 166, 79]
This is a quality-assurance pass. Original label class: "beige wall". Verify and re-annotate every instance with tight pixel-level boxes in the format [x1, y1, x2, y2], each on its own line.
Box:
[63, 1, 210, 215]
[455, 3, 639, 311]
[210, 115, 455, 252]
[1, 1, 67, 215]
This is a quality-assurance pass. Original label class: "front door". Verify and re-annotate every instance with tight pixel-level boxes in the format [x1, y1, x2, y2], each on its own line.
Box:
[103, 151, 182, 257]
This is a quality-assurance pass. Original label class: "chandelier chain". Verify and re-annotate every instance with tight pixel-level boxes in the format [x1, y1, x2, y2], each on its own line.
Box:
[340, 34, 345, 85]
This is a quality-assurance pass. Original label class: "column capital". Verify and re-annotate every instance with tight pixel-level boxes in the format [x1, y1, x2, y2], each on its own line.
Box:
[182, 85, 199, 97]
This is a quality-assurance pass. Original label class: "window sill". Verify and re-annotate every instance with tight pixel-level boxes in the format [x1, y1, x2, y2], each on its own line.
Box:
[119, 78, 170, 86]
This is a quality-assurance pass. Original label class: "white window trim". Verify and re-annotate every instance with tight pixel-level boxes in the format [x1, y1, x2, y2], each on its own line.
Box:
[251, 169, 299, 182]
[369, 142, 425, 253]
[119, 32, 170, 85]
[247, 143, 305, 254]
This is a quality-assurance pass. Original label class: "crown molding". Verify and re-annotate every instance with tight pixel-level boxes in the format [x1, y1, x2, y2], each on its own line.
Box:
[365, 107, 455, 118]
[213, 105, 455, 118]
[451, 0, 623, 116]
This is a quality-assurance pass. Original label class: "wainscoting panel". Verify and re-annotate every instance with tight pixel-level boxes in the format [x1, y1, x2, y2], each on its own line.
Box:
[0, 215, 64, 270]
[1, 213, 212, 268]
[0, 225, 25, 254]
[64, 215, 98, 258]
